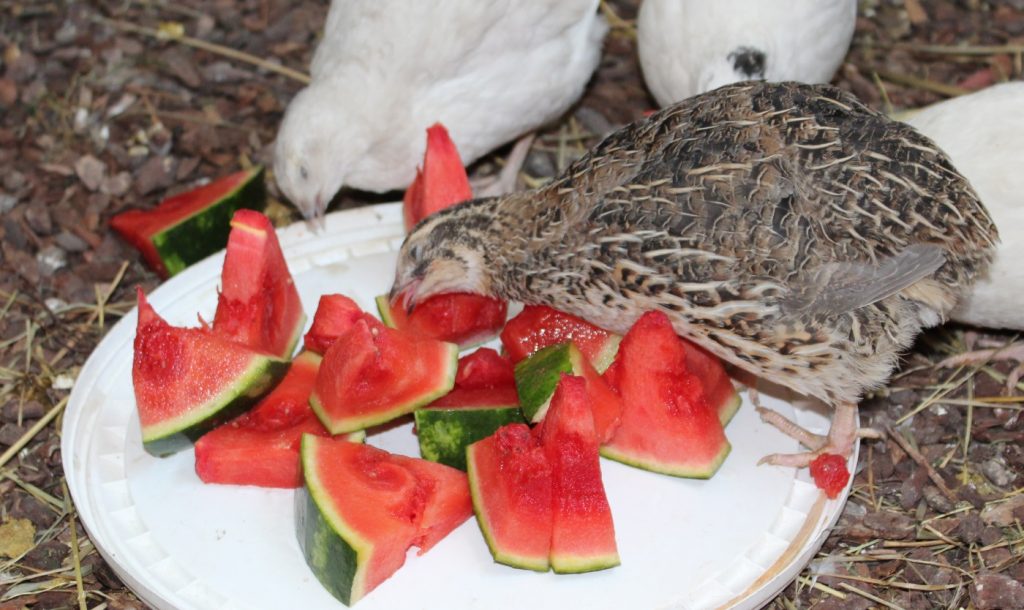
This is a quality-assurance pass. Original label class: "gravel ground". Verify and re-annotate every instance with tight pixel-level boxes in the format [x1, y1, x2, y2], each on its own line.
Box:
[2, 1, 1023, 608]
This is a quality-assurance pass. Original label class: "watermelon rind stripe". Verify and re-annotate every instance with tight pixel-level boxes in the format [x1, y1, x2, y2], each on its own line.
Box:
[514, 342, 579, 423]
[277, 310, 307, 360]
[141, 355, 287, 457]
[297, 435, 372, 606]
[718, 392, 742, 427]
[374, 295, 397, 328]
[550, 550, 621, 574]
[589, 334, 621, 374]
[599, 441, 732, 479]
[414, 406, 524, 471]
[151, 166, 265, 277]
[309, 342, 459, 434]
[466, 443, 550, 572]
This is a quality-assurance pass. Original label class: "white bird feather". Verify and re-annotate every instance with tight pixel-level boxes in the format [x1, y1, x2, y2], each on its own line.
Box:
[903, 82, 1024, 330]
[274, 0, 607, 219]
[637, 0, 856, 106]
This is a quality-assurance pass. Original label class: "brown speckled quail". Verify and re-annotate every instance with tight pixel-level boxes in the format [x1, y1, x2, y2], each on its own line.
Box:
[390, 81, 999, 467]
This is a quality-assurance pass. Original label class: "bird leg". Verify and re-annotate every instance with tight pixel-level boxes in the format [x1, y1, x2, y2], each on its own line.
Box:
[757, 401, 864, 468]
[472, 133, 535, 197]
[938, 342, 1024, 393]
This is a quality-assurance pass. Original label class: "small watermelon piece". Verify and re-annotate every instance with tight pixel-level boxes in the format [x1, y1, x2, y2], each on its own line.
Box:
[809, 453, 850, 499]
[296, 436, 471, 606]
[303, 294, 372, 355]
[193, 351, 363, 488]
[111, 167, 266, 278]
[376, 292, 508, 350]
[541, 375, 619, 573]
[682, 338, 742, 426]
[415, 349, 524, 470]
[402, 123, 474, 231]
[514, 342, 622, 442]
[212, 209, 305, 359]
[601, 311, 731, 478]
[466, 424, 553, 571]
[501, 305, 622, 373]
[310, 318, 458, 434]
[132, 289, 288, 457]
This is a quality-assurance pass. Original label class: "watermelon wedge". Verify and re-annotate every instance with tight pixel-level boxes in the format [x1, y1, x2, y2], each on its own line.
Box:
[296, 436, 472, 606]
[514, 341, 622, 442]
[376, 292, 508, 350]
[303, 294, 372, 355]
[541, 375, 619, 573]
[309, 317, 459, 434]
[466, 424, 553, 571]
[132, 289, 288, 457]
[110, 167, 266, 278]
[415, 348, 524, 470]
[402, 123, 473, 231]
[682, 338, 742, 426]
[501, 305, 621, 372]
[193, 351, 363, 488]
[212, 209, 305, 359]
[601, 311, 731, 478]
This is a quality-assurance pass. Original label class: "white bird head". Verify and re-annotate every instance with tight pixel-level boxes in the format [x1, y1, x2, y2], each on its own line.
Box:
[273, 84, 353, 220]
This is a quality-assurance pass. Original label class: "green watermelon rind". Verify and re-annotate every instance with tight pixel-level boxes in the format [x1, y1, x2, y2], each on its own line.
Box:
[589, 334, 622, 374]
[599, 440, 732, 479]
[278, 310, 308, 361]
[308, 342, 460, 434]
[150, 167, 266, 277]
[141, 355, 288, 457]
[465, 442, 550, 572]
[551, 550, 622, 574]
[296, 435, 372, 606]
[374, 294, 399, 328]
[414, 406, 525, 471]
[718, 392, 743, 428]
[514, 342, 581, 423]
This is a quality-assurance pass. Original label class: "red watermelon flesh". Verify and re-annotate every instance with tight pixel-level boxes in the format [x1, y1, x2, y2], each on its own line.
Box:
[303, 294, 372, 355]
[682, 338, 742, 426]
[501, 305, 621, 372]
[133, 289, 288, 457]
[402, 122, 474, 231]
[194, 351, 363, 488]
[601, 311, 731, 478]
[540, 375, 619, 573]
[310, 317, 458, 434]
[454, 347, 515, 390]
[466, 423, 553, 571]
[391, 454, 474, 553]
[378, 292, 508, 349]
[213, 209, 305, 360]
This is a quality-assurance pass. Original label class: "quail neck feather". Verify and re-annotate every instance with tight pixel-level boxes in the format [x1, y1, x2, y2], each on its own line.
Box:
[394, 82, 998, 466]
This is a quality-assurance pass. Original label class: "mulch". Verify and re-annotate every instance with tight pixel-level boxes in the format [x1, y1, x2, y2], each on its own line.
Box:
[2, 0, 1023, 608]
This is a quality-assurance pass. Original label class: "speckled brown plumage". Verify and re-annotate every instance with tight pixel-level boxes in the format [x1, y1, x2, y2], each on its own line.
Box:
[393, 81, 998, 412]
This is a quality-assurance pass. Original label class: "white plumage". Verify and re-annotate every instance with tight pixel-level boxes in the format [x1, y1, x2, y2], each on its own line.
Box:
[636, 0, 857, 107]
[903, 82, 1024, 330]
[274, 0, 607, 219]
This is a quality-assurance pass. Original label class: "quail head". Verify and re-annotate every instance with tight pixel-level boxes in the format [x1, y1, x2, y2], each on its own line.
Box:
[391, 81, 999, 468]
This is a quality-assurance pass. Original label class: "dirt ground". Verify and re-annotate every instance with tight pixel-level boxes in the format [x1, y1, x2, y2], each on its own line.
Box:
[2, 0, 1024, 608]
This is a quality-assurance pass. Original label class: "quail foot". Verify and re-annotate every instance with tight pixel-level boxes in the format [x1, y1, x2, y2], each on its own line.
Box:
[391, 82, 999, 469]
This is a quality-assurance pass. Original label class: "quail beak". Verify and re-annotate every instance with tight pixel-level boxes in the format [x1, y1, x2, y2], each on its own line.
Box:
[388, 278, 422, 315]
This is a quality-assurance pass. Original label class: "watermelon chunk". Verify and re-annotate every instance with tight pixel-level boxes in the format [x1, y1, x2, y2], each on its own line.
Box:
[514, 341, 622, 442]
[402, 123, 473, 231]
[466, 424, 553, 571]
[213, 209, 305, 359]
[110, 167, 266, 278]
[310, 318, 458, 434]
[296, 436, 472, 606]
[501, 305, 621, 372]
[377, 292, 508, 350]
[541, 375, 619, 573]
[601, 311, 731, 478]
[682, 338, 742, 426]
[193, 351, 363, 488]
[132, 289, 288, 457]
[415, 349, 524, 470]
[303, 294, 372, 355]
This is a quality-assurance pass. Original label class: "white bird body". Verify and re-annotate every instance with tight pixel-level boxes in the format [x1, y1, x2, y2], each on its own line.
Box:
[903, 82, 1024, 330]
[275, 0, 607, 218]
[637, 0, 856, 106]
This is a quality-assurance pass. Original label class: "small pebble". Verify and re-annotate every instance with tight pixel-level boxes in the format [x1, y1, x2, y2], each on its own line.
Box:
[972, 572, 1024, 610]
[981, 457, 1016, 488]
[36, 245, 68, 275]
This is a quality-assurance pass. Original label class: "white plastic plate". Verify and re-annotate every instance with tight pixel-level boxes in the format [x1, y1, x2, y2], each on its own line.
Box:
[62, 202, 855, 610]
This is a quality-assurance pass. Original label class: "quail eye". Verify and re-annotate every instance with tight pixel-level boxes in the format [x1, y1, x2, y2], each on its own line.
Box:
[409, 243, 423, 260]
[299, 165, 309, 180]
